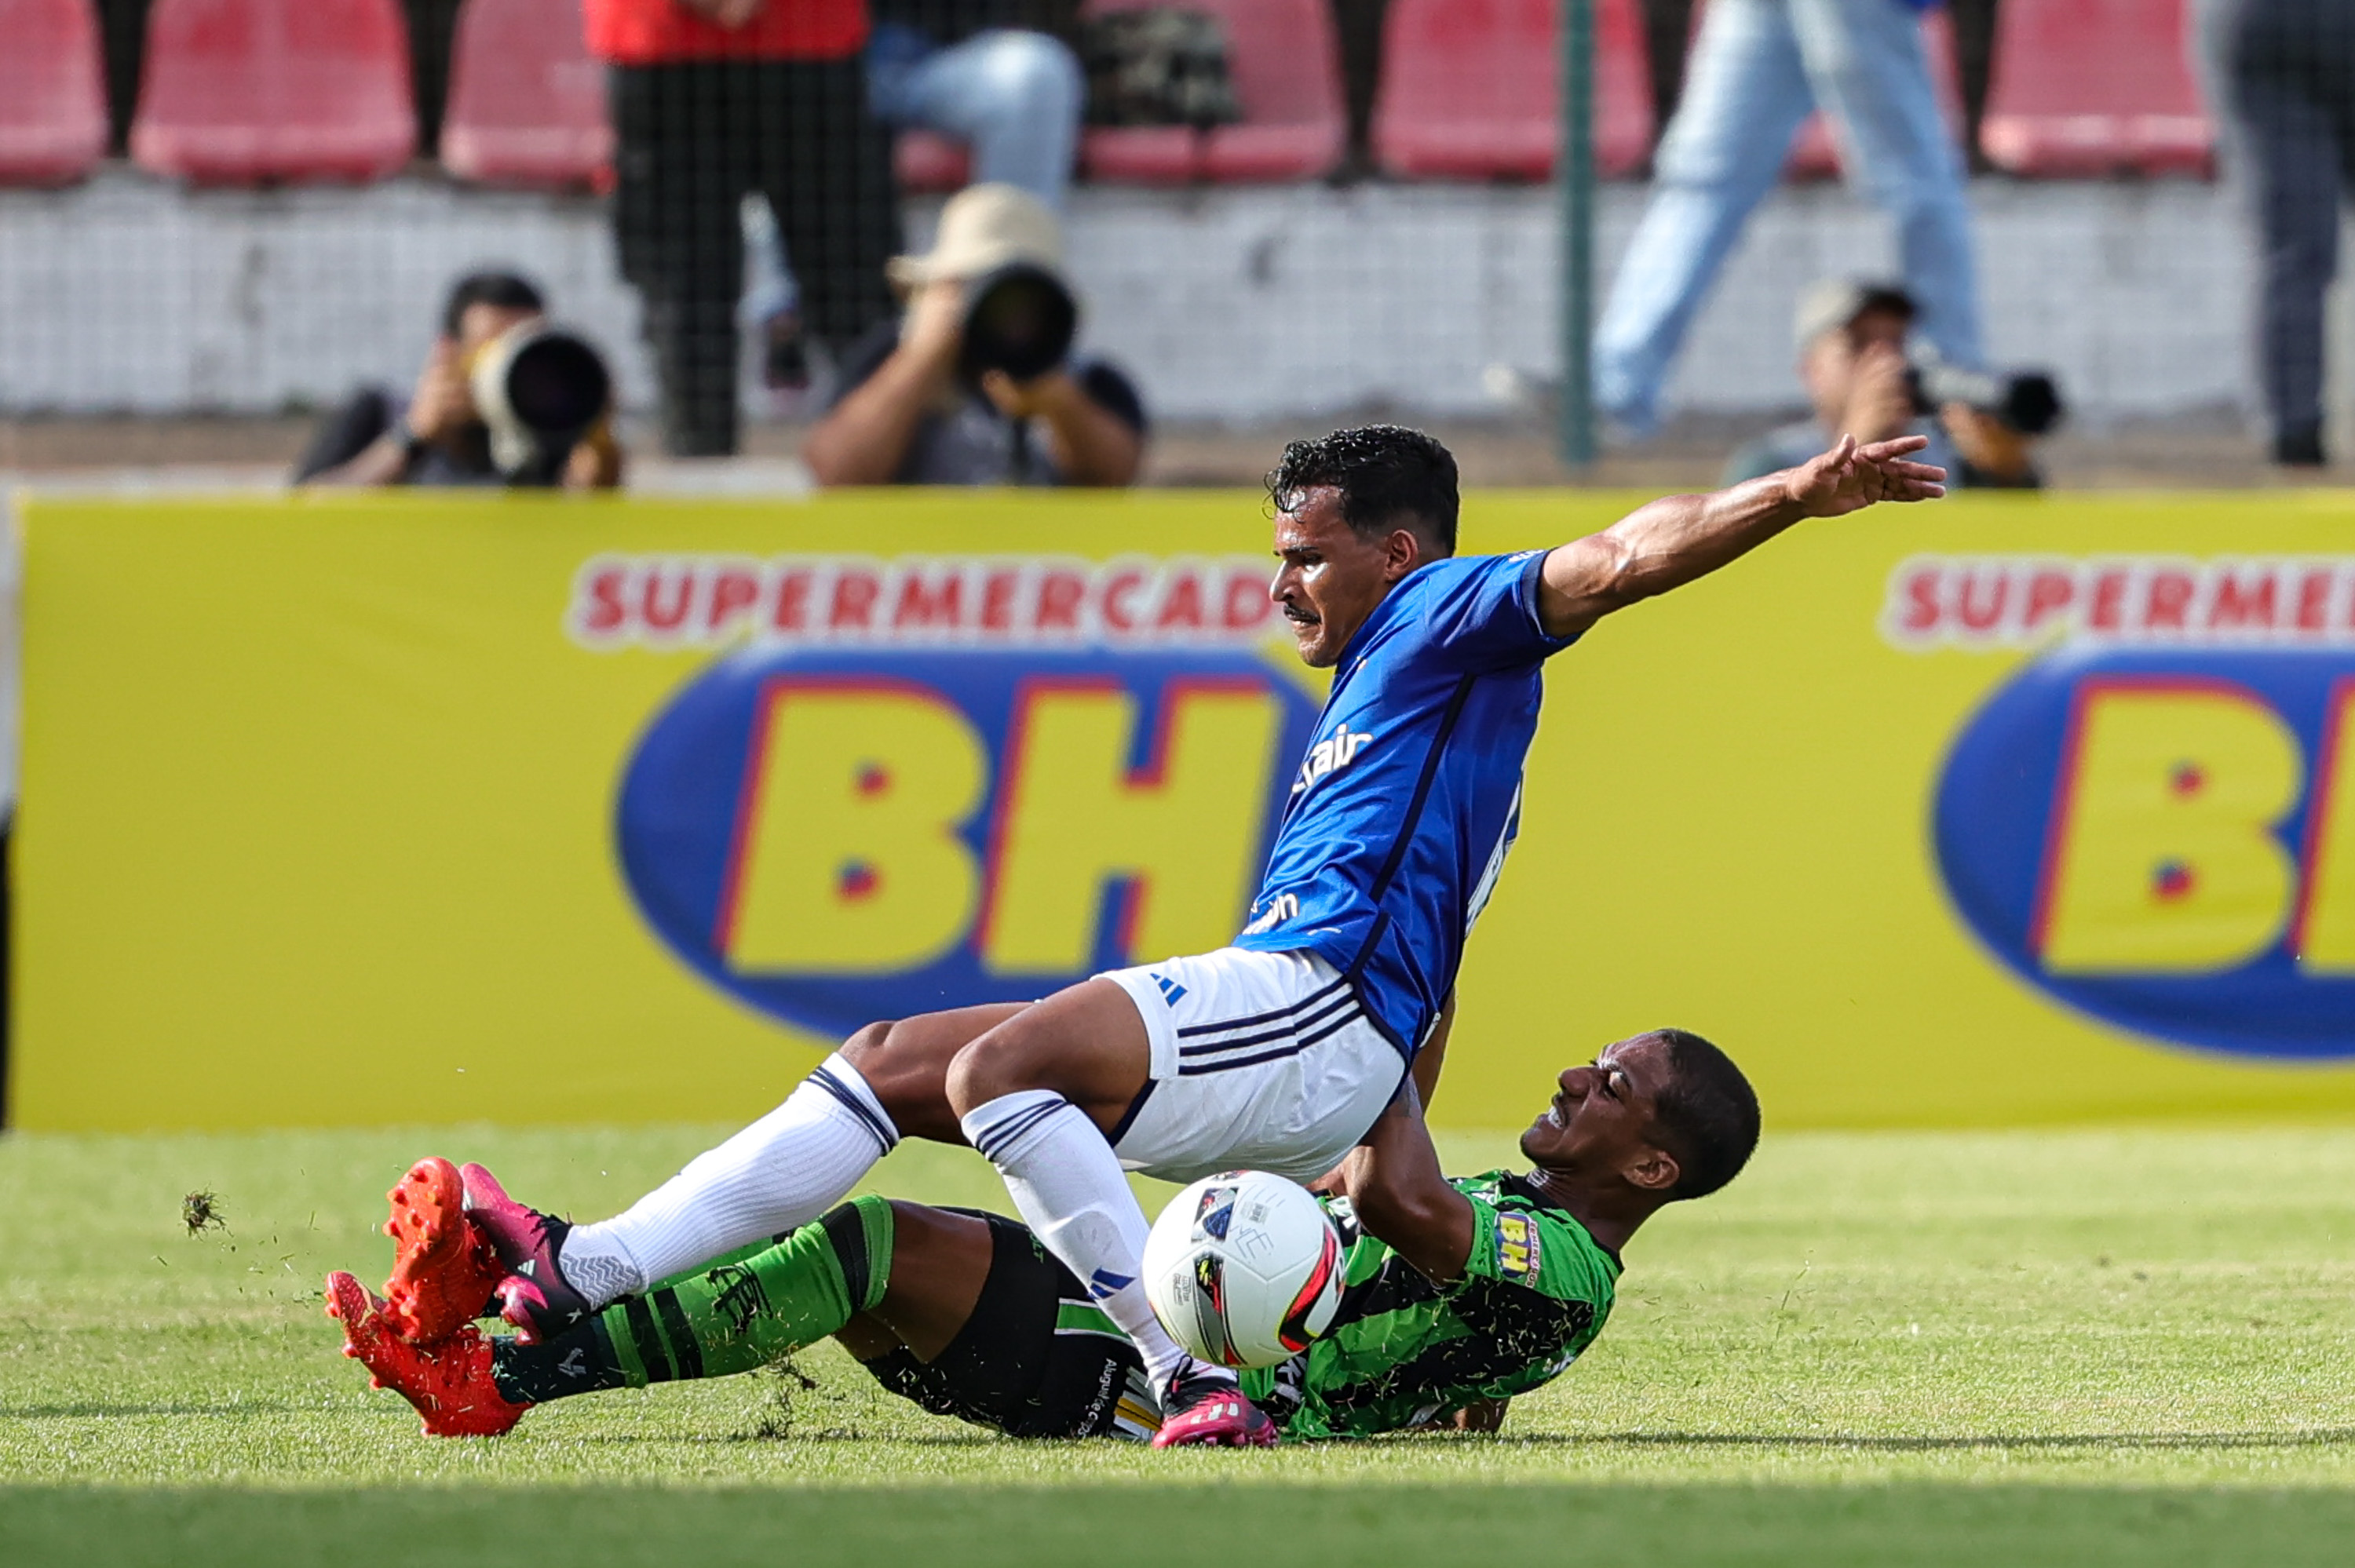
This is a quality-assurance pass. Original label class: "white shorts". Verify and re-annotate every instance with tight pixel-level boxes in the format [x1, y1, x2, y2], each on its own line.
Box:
[1097, 947, 1406, 1186]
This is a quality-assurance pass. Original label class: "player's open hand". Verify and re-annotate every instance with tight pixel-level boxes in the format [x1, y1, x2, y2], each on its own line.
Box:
[1784, 433, 1946, 518]
[407, 337, 473, 443]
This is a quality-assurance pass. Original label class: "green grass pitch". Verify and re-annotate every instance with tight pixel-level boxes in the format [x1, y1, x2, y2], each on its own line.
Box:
[7, 1120, 2355, 1565]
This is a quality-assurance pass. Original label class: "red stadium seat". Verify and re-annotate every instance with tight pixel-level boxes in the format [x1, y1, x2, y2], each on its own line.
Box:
[440, 0, 613, 189]
[1979, 0, 2214, 177]
[1783, 5, 1966, 180]
[896, 130, 972, 194]
[1080, 0, 1345, 184]
[131, 0, 416, 184]
[0, 0, 108, 186]
[1372, 0, 1653, 181]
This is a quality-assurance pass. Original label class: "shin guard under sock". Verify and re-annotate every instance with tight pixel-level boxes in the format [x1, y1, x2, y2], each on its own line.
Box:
[959, 1090, 1202, 1388]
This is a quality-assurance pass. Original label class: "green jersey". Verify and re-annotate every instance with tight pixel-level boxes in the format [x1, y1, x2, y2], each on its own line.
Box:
[1240, 1170, 1621, 1441]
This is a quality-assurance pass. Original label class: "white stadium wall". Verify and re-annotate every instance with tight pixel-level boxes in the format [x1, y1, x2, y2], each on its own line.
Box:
[0, 173, 2269, 426]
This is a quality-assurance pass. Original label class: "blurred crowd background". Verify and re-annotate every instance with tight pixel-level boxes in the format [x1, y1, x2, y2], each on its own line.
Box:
[1, 0, 2352, 489]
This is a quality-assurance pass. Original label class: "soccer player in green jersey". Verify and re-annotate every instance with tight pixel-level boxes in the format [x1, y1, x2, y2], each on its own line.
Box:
[327, 1026, 1758, 1441]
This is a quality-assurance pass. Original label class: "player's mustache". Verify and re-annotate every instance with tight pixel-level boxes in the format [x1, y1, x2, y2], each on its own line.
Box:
[1283, 603, 1319, 625]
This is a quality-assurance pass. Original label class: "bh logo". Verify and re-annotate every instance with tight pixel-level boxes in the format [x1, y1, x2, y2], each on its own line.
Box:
[611, 585, 1319, 1037]
[1937, 647, 2355, 1059]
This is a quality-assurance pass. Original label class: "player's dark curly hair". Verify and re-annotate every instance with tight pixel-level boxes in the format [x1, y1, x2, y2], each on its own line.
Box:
[1266, 425, 1459, 556]
[1645, 1028, 1762, 1202]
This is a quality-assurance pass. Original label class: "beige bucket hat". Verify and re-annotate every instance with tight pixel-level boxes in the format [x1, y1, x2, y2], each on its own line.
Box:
[1791, 278, 1915, 349]
[886, 183, 1067, 291]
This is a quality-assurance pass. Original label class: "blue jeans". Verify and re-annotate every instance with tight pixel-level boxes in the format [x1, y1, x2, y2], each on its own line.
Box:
[1594, 0, 1984, 435]
[867, 24, 1083, 207]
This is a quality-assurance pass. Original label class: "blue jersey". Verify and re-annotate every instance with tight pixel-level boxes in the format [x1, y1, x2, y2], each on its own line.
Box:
[1232, 551, 1575, 1055]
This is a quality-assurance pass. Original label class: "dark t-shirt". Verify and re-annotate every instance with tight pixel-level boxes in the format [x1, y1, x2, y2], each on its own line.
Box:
[290, 385, 506, 487]
[827, 319, 1148, 486]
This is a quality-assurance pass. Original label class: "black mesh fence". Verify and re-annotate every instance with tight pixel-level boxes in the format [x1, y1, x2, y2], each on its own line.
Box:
[5, 2, 2355, 480]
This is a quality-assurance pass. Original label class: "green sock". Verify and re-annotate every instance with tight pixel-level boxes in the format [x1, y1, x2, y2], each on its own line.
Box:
[492, 1197, 894, 1405]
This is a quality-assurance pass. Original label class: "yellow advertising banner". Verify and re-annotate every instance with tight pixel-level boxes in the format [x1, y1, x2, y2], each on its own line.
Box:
[18, 487, 2355, 1132]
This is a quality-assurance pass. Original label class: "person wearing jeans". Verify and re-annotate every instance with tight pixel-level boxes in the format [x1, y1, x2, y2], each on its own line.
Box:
[1594, 0, 1984, 438]
[867, 4, 1084, 202]
[746, 2, 1083, 386]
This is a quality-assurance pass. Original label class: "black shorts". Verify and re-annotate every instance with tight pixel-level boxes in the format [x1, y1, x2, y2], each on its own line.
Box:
[860, 1210, 1153, 1440]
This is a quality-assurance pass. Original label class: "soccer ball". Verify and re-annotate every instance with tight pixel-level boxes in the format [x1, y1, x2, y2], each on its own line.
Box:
[1141, 1170, 1345, 1369]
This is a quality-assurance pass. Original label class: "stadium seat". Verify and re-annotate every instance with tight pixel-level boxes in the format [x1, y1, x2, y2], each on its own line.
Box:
[1978, 0, 2214, 177]
[131, 0, 416, 184]
[1372, 0, 1654, 181]
[0, 0, 108, 186]
[1080, 0, 1345, 184]
[1782, 5, 1966, 180]
[896, 130, 972, 194]
[440, 0, 613, 189]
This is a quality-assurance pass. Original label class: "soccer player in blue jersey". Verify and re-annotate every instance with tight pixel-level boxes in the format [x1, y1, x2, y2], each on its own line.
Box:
[431, 423, 1941, 1447]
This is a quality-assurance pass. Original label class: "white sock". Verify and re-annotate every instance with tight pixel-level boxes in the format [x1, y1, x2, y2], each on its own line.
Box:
[560, 1053, 897, 1308]
[960, 1089, 1210, 1390]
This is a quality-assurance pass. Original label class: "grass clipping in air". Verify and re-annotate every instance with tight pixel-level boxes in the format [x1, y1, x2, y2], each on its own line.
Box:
[5, 1122, 2355, 1565]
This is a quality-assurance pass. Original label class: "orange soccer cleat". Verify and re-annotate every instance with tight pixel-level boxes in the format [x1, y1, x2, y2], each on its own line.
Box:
[381, 1156, 504, 1344]
[325, 1270, 529, 1438]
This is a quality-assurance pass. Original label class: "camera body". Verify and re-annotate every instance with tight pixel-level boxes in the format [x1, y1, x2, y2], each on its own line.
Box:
[1905, 348, 2065, 436]
[957, 263, 1079, 389]
[468, 322, 614, 484]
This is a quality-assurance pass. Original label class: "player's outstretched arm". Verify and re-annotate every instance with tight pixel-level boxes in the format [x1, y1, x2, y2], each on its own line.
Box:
[1331, 1078, 1477, 1284]
[1535, 433, 1945, 640]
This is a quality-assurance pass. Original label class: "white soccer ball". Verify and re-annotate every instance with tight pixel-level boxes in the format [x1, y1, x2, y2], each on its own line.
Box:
[1141, 1170, 1345, 1369]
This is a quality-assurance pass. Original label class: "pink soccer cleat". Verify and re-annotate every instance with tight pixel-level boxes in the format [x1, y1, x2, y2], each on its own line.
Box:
[458, 1162, 595, 1346]
[1151, 1366, 1278, 1449]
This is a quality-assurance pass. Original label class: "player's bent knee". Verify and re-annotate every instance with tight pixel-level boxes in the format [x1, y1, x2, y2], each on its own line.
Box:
[840, 1018, 900, 1065]
[944, 1031, 1041, 1116]
[944, 1023, 1083, 1115]
[841, 1019, 941, 1126]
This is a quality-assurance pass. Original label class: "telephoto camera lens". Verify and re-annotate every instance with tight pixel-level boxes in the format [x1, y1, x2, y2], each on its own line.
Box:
[504, 333, 611, 442]
[958, 263, 1079, 388]
[1907, 352, 2066, 437]
[471, 325, 614, 484]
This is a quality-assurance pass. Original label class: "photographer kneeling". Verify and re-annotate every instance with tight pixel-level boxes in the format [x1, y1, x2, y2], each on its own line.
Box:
[296, 270, 623, 491]
[1724, 279, 2057, 490]
[804, 184, 1144, 487]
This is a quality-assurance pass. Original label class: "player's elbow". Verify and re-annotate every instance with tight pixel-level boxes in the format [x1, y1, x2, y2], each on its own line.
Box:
[1350, 1177, 1455, 1264]
[1583, 531, 1657, 614]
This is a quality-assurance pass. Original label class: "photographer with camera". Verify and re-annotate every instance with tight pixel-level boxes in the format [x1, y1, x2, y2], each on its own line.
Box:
[295, 271, 624, 490]
[803, 184, 1144, 487]
[1722, 279, 2056, 490]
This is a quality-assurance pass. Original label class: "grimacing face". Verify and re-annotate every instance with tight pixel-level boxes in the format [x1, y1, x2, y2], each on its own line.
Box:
[1267, 486, 1420, 669]
[1519, 1033, 1681, 1183]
